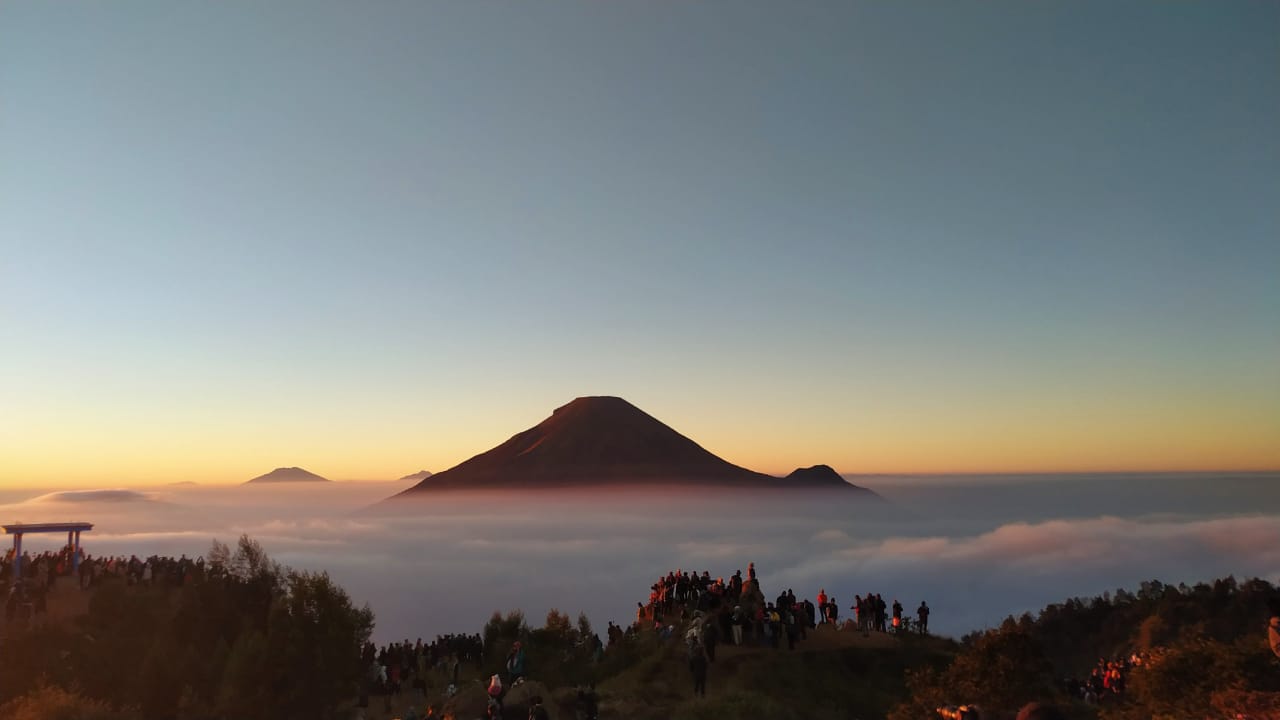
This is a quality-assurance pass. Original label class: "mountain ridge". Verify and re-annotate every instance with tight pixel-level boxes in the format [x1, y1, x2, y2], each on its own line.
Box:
[394, 396, 876, 498]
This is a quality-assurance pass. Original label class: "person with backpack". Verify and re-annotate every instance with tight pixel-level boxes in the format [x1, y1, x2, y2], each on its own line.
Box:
[506, 641, 526, 685]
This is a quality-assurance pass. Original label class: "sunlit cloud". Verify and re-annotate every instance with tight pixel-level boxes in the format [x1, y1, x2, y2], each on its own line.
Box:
[0, 478, 1276, 642]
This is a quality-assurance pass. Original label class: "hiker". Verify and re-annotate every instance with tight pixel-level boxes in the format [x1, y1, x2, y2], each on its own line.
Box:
[506, 641, 526, 685]
[892, 599, 903, 632]
[816, 588, 828, 622]
[785, 608, 799, 650]
[689, 644, 709, 698]
[486, 674, 504, 714]
[768, 603, 782, 648]
[918, 601, 930, 635]
[1269, 597, 1280, 659]
[703, 616, 719, 661]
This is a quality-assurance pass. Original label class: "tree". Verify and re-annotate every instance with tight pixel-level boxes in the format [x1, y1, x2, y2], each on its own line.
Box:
[259, 570, 374, 719]
[577, 611, 595, 644]
[544, 608, 573, 643]
[890, 626, 1058, 720]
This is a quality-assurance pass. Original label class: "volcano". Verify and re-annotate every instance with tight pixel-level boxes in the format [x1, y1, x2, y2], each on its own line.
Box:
[244, 467, 330, 484]
[394, 396, 876, 497]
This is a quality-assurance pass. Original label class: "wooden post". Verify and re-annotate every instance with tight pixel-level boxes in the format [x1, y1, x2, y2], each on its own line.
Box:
[12, 532, 22, 580]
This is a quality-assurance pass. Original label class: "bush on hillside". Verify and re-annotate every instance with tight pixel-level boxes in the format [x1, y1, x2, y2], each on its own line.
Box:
[0, 685, 140, 720]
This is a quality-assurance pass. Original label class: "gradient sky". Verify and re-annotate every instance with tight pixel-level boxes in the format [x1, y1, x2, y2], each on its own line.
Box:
[2, 1, 1278, 487]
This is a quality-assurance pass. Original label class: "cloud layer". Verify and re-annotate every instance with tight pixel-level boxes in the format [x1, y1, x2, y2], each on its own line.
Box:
[1, 475, 1276, 643]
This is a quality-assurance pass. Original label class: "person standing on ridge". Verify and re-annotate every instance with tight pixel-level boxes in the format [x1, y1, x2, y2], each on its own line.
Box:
[918, 601, 930, 635]
[817, 588, 828, 623]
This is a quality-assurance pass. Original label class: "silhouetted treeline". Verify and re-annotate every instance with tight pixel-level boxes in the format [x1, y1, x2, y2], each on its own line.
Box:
[0, 535, 373, 720]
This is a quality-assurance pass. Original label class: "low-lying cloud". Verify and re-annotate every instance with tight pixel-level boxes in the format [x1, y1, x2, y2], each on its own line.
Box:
[29, 489, 158, 504]
[1, 475, 1276, 643]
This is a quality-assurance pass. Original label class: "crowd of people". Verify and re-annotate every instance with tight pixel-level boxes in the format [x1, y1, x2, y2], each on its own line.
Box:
[2, 544, 213, 625]
[634, 563, 934, 698]
[357, 633, 485, 714]
[1064, 654, 1144, 705]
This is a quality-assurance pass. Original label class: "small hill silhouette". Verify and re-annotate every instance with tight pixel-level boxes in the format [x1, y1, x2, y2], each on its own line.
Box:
[244, 467, 330, 485]
[785, 464, 847, 484]
[398, 470, 433, 481]
[395, 396, 876, 496]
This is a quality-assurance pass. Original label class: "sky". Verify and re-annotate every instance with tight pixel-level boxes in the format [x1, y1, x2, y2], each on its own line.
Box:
[2, 1, 1278, 487]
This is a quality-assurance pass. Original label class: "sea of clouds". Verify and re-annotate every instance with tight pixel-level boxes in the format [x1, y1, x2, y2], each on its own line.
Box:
[2, 473, 1278, 644]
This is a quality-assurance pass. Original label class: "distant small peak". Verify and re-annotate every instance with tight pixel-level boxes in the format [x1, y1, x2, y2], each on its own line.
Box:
[785, 465, 846, 484]
[246, 466, 330, 484]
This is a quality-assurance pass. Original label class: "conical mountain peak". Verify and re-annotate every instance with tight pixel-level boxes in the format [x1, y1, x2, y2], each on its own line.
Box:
[394, 397, 877, 497]
[245, 467, 330, 484]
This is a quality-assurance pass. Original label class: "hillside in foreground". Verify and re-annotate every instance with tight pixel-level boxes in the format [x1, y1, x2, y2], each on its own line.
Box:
[3, 538, 1276, 720]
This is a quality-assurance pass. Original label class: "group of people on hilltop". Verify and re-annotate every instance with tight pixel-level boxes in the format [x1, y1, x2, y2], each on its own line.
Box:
[635, 563, 933, 698]
[3, 546, 208, 592]
[817, 589, 929, 635]
[638, 563, 932, 637]
[3, 545, 214, 625]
